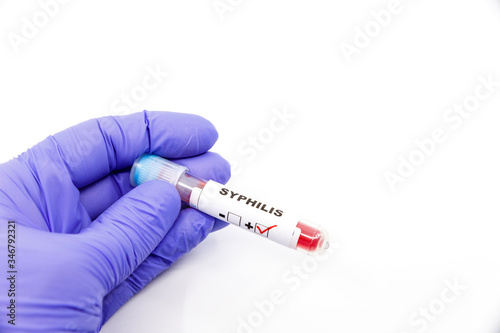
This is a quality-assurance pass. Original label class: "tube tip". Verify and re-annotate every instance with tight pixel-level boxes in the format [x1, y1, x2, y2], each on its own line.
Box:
[296, 221, 331, 256]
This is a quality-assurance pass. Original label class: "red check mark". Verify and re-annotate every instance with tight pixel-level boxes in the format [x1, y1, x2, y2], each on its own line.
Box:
[256, 225, 277, 234]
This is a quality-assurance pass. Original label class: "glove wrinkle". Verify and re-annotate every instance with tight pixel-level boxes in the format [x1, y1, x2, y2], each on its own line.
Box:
[143, 110, 153, 154]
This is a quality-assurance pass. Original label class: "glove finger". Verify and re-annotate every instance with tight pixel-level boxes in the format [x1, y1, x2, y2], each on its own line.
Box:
[23, 111, 219, 190]
[212, 219, 229, 232]
[101, 208, 215, 323]
[79, 180, 181, 294]
[0, 157, 89, 233]
[172, 152, 231, 184]
[79, 152, 231, 221]
[78, 170, 133, 224]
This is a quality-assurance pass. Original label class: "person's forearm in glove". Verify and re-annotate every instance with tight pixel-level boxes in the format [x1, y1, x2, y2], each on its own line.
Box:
[0, 111, 230, 332]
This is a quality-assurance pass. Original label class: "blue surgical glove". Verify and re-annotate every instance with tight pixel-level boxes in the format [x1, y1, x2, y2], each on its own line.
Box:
[0, 111, 230, 332]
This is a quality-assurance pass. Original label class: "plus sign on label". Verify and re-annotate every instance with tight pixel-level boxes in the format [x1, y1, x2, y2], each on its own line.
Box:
[190, 181, 301, 248]
[132, 155, 330, 254]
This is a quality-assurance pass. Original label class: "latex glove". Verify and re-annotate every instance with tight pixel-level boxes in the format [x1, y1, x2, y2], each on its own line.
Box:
[0, 111, 230, 332]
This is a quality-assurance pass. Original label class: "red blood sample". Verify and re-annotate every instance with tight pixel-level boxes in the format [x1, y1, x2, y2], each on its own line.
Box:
[296, 221, 324, 253]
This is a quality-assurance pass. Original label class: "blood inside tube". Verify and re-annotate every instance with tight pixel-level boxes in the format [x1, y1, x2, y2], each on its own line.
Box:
[131, 154, 331, 256]
[175, 173, 207, 203]
[296, 221, 328, 254]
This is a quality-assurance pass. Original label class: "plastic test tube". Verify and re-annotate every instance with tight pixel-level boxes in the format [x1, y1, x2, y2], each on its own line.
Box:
[130, 154, 330, 255]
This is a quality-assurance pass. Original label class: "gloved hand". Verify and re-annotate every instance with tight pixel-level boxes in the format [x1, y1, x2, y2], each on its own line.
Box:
[0, 111, 230, 332]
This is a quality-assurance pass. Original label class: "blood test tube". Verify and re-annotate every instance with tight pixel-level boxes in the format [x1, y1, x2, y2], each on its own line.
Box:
[130, 154, 330, 255]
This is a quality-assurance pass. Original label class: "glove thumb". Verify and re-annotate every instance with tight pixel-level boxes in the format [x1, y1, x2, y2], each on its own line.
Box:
[80, 180, 180, 293]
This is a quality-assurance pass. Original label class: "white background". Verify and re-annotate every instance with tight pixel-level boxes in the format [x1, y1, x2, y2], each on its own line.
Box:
[1, 1, 500, 332]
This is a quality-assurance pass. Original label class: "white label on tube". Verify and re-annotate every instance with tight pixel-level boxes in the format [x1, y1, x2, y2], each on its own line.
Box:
[190, 180, 300, 249]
